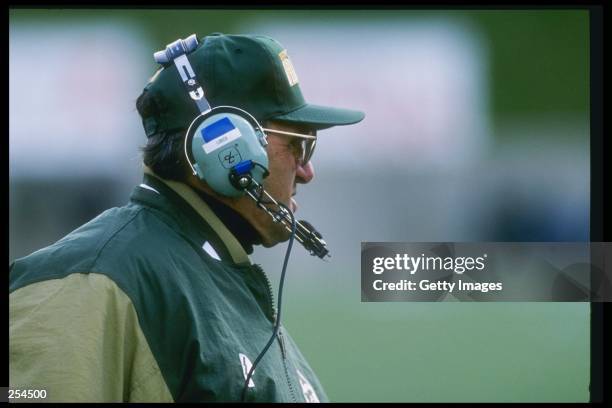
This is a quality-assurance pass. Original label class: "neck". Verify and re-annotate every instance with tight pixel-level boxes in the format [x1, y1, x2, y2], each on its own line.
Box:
[186, 176, 262, 254]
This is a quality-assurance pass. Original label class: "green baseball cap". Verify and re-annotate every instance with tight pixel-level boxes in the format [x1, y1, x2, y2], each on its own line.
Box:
[140, 32, 365, 137]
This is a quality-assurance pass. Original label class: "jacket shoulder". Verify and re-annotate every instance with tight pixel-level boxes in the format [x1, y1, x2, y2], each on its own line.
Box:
[9, 203, 162, 292]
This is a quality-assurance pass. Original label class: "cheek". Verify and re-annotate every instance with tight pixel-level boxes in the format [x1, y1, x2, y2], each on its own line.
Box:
[266, 164, 294, 190]
[264, 151, 296, 193]
[266, 146, 296, 175]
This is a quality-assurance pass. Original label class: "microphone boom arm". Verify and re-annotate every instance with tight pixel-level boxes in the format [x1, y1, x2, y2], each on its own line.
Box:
[243, 180, 330, 259]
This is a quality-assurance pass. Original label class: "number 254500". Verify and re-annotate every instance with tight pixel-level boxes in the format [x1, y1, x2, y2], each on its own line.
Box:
[8, 389, 47, 399]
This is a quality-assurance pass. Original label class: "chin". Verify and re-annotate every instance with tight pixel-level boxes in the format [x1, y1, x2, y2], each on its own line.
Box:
[260, 226, 292, 248]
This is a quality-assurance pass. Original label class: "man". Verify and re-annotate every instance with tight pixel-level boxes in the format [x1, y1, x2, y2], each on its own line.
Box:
[9, 32, 364, 402]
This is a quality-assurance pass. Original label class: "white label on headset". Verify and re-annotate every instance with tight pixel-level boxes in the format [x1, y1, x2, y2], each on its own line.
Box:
[201, 117, 242, 154]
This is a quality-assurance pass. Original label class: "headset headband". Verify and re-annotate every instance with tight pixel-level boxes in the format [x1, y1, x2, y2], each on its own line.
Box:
[154, 34, 211, 114]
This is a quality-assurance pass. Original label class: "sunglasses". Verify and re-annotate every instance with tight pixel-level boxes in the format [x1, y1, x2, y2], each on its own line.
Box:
[262, 127, 317, 166]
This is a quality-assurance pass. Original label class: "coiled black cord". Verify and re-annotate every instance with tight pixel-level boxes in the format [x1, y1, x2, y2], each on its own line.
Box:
[240, 202, 296, 402]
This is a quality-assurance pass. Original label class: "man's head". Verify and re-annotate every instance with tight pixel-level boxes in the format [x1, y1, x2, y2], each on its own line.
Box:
[137, 33, 364, 247]
[231, 120, 317, 246]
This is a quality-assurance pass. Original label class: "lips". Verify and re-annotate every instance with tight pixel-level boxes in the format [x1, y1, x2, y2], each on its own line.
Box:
[290, 197, 298, 213]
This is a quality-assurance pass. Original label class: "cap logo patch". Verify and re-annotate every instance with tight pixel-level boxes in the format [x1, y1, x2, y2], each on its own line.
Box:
[279, 50, 299, 87]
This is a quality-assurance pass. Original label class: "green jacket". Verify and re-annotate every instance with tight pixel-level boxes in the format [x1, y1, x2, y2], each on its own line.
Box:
[9, 169, 328, 403]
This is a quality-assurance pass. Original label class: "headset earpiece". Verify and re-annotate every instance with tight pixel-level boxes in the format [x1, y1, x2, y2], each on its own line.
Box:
[184, 106, 269, 197]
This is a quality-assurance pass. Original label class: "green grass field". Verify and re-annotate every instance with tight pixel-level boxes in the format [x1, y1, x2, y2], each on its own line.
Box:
[282, 287, 589, 402]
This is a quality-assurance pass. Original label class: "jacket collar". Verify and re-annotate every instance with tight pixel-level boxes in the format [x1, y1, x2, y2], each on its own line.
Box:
[134, 166, 251, 266]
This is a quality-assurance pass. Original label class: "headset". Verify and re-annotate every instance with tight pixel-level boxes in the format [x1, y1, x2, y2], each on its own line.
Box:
[153, 34, 328, 402]
[153, 34, 329, 259]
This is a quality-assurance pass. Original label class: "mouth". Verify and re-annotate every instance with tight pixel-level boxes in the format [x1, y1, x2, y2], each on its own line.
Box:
[289, 197, 298, 213]
[288, 187, 297, 212]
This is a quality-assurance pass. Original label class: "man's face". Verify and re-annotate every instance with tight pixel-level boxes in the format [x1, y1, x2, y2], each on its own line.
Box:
[250, 120, 316, 247]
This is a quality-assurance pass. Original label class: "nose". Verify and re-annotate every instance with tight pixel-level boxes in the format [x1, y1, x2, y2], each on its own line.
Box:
[296, 161, 315, 184]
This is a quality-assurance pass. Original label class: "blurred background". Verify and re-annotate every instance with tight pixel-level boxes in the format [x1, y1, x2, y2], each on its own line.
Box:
[9, 9, 590, 402]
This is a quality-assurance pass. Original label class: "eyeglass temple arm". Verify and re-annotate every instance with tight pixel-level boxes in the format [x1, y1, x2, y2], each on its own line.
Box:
[261, 128, 317, 140]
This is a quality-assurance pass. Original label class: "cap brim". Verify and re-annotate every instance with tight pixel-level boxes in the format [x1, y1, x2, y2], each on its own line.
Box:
[269, 103, 365, 131]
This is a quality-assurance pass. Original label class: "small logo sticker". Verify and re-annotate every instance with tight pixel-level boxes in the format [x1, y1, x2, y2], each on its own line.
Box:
[218, 146, 242, 169]
[279, 50, 299, 87]
[296, 369, 320, 403]
[239, 353, 255, 388]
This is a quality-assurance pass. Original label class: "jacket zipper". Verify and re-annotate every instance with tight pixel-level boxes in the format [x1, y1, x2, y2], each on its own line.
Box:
[277, 329, 287, 359]
[278, 329, 297, 402]
[251, 264, 276, 323]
